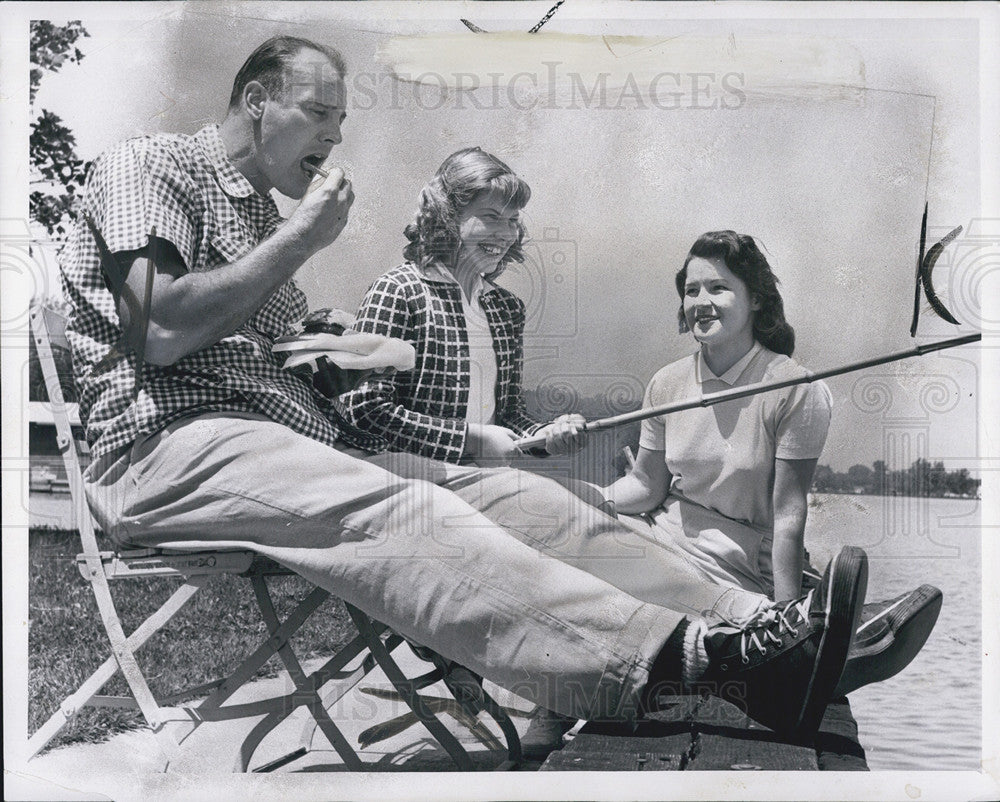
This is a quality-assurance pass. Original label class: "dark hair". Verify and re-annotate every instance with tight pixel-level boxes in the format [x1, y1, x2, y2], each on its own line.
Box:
[228, 36, 346, 111]
[403, 147, 531, 281]
[674, 230, 795, 356]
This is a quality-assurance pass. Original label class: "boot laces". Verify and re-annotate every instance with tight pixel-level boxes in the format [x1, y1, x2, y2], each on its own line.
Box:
[728, 590, 813, 663]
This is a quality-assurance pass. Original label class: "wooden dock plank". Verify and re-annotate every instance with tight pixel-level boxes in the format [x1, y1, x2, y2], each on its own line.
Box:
[539, 694, 867, 772]
[542, 749, 684, 772]
[539, 700, 697, 772]
[684, 697, 816, 770]
[691, 734, 816, 771]
[815, 696, 868, 771]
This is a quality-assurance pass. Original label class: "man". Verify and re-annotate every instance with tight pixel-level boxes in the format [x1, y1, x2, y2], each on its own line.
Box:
[60, 35, 923, 755]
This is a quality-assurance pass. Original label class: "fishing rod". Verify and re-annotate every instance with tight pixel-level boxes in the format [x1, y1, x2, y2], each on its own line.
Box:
[514, 332, 981, 451]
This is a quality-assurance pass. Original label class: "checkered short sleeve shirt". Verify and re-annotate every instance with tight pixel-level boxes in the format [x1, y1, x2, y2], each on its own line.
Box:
[343, 263, 542, 462]
[60, 125, 384, 458]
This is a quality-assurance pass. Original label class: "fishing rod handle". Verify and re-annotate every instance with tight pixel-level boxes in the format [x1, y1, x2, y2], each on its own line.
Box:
[515, 433, 547, 451]
[514, 422, 593, 453]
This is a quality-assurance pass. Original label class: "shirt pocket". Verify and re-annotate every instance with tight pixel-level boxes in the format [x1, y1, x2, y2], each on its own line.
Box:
[209, 229, 252, 265]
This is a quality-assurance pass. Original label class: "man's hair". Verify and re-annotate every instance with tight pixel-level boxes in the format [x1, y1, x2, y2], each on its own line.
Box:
[228, 35, 347, 111]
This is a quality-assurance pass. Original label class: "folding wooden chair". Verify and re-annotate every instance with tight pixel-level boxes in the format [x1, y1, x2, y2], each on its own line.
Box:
[26, 301, 522, 771]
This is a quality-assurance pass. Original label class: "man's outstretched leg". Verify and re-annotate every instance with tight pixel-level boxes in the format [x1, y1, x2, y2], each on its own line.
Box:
[368, 453, 770, 623]
[86, 413, 865, 739]
[85, 413, 687, 720]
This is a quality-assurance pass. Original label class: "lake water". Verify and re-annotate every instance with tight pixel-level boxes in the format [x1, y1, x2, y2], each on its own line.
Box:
[805, 493, 982, 771]
[28, 491, 982, 770]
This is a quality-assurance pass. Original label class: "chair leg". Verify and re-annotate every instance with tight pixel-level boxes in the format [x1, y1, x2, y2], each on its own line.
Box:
[207, 625, 401, 770]
[477, 687, 523, 766]
[294, 632, 403, 760]
[423, 660, 523, 768]
[401, 642, 524, 768]
[80, 555, 169, 728]
[238, 575, 365, 772]
[26, 577, 208, 762]
[345, 604, 476, 771]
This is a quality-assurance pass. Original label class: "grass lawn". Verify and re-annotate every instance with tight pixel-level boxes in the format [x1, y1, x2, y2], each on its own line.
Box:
[28, 528, 357, 752]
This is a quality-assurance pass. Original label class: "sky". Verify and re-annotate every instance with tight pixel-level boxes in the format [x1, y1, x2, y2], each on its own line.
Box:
[20, 4, 994, 476]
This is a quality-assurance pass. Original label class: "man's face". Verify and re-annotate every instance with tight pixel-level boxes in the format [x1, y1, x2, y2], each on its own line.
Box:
[255, 48, 347, 199]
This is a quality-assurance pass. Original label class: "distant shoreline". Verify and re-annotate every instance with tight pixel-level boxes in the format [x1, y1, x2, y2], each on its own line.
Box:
[809, 489, 981, 501]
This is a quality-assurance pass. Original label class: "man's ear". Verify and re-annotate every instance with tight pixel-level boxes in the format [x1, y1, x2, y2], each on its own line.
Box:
[243, 81, 268, 121]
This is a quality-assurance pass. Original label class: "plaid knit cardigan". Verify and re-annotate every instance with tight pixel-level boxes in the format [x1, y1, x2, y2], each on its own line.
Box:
[343, 262, 543, 462]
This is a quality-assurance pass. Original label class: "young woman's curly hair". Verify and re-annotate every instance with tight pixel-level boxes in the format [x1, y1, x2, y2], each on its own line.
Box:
[674, 230, 796, 356]
[403, 147, 531, 281]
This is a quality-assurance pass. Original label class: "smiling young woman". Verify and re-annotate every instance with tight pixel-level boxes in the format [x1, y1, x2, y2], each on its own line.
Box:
[682, 255, 761, 375]
[342, 147, 586, 465]
[604, 231, 829, 602]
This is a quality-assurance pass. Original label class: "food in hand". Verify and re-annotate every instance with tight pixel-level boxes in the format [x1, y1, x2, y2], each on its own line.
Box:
[303, 157, 344, 194]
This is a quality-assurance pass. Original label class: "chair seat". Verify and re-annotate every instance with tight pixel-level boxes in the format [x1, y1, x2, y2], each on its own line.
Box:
[76, 549, 297, 580]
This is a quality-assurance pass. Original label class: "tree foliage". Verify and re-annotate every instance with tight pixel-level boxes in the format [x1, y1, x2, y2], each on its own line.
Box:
[813, 458, 980, 498]
[28, 335, 77, 403]
[30, 20, 90, 238]
[29, 21, 89, 403]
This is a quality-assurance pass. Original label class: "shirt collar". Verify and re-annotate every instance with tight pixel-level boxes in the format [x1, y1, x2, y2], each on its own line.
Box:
[420, 262, 489, 304]
[696, 341, 763, 386]
[195, 124, 257, 199]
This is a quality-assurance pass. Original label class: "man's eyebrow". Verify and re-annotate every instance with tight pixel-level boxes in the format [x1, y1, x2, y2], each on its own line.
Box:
[302, 90, 345, 108]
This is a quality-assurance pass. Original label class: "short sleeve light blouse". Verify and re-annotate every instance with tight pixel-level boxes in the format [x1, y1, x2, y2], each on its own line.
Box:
[639, 343, 832, 531]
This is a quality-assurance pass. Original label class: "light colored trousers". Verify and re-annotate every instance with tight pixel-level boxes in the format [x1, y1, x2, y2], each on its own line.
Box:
[624, 499, 775, 598]
[84, 412, 765, 721]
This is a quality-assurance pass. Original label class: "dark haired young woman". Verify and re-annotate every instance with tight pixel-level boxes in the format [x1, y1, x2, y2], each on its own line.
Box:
[605, 231, 831, 602]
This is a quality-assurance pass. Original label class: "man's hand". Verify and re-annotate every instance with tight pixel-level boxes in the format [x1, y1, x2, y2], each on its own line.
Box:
[536, 413, 587, 456]
[117, 167, 359, 368]
[464, 423, 520, 466]
[287, 166, 355, 254]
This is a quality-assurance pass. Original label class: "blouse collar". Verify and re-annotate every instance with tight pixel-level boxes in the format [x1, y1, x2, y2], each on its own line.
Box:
[419, 262, 490, 306]
[696, 341, 763, 386]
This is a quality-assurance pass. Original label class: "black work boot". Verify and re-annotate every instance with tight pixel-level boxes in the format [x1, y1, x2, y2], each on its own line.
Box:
[699, 546, 868, 741]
